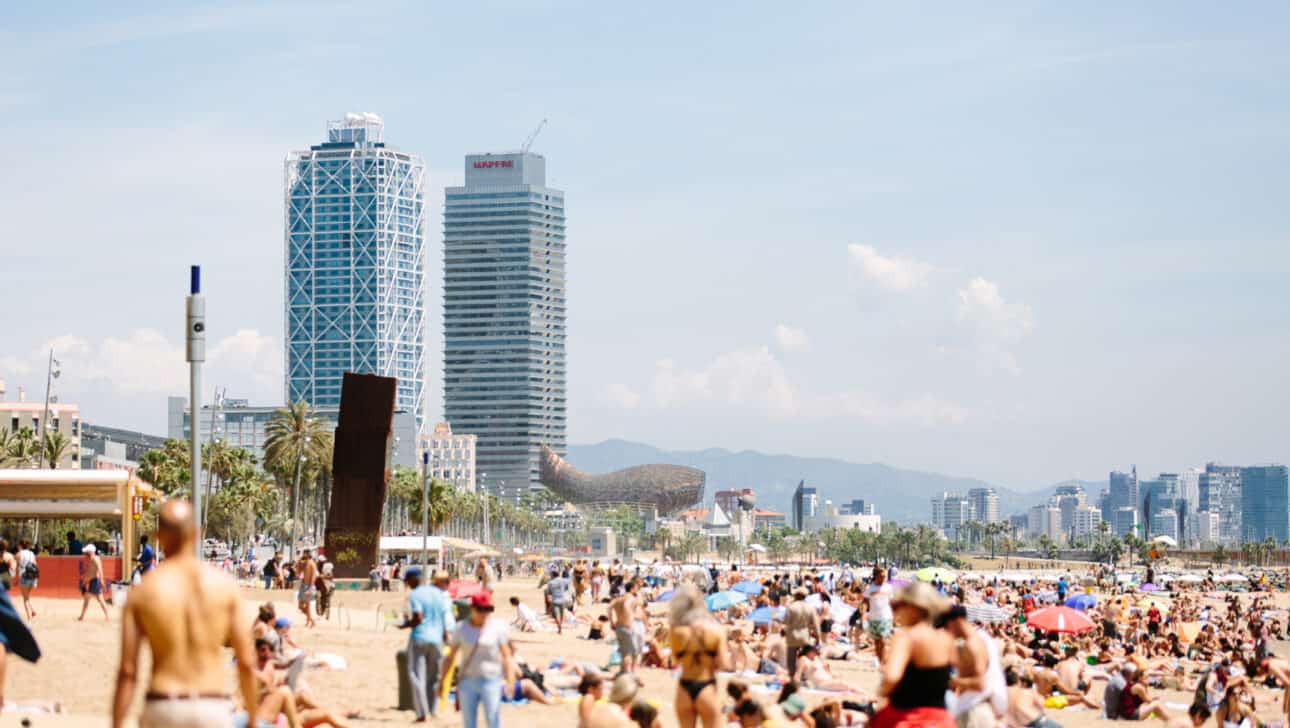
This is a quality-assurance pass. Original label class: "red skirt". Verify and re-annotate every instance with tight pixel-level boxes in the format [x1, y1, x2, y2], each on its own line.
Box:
[871, 706, 955, 728]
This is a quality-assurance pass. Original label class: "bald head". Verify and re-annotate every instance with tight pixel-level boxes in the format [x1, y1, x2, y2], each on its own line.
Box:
[158, 499, 197, 555]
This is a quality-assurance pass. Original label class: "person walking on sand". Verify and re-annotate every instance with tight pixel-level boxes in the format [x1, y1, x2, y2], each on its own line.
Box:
[112, 499, 259, 728]
[16, 540, 36, 621]
[295, 550, 318, 628]
[399, 568, 456, 722]
[78, 544, 109, 621]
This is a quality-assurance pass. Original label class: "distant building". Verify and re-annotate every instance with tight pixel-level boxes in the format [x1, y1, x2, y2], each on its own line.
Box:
[168, 396, 417, 468]
[1113, 506, 1138, 537]
[714, 489, 756, 542]
[1071, 506, 1103, 540]
[1027, 504, 1061, 541]
[841, 499, 876, 516]
[1, 400, 81, 469]
[1240, 465, 1290, 542]
[932, 492, 973, 540]
[1177, 468, 1202, 513]
[1054, 485, 1086, 536]
[1150, 508, 1179, 542]
[1188, 511, 1221, 546]
[967, 487, 999, 523]
[421, 422, 477, 492]
[80, 423, 166, 463]
[284, 113, 426, 428]
[1008, 513, 1029, 534]
[804, 502, 881, 533]
[1109, 468, 1138, 524]
[1200, 463, 1243, 544]
[753, 508, 787, 531]
[791, 482, 818, 531]
[443, 151, 566, 500]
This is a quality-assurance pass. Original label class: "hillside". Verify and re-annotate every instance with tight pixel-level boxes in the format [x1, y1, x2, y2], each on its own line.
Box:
[566, 439, 1100, 525]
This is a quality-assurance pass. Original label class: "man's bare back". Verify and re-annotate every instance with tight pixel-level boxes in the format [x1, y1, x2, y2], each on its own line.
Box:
[113, 501, 257, 728]
[1057, 658, 1085, 690]
[610, 594, 633, 626]
[1005, 684, 1045, 727]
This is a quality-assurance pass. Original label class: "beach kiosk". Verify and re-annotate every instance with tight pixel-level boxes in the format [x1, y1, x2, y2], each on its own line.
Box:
[0, 469, 161, 597]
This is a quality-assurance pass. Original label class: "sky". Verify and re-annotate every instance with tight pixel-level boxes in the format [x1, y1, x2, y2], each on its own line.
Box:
[1, 1, 1288, 491]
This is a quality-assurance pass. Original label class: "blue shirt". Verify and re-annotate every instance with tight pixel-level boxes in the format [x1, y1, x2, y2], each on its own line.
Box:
[139, 544, 156, 572]
[408, 584, 455, 646]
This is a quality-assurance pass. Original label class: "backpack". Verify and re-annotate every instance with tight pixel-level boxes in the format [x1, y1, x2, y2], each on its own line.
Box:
[22, 562, 38, 581]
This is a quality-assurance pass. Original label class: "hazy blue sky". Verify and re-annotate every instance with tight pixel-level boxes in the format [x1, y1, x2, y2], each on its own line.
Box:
[2, 1, 1288, 490]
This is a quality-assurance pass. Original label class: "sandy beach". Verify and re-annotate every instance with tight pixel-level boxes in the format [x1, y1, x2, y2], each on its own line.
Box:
[6, 574, 1290, 728]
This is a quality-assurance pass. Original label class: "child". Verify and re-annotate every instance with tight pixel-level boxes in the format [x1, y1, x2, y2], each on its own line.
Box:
[588, 614, 609, 641]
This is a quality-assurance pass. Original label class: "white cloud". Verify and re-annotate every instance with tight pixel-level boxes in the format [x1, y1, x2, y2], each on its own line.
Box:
[652, 347, 795, 414]
[954, 277, 1035, 374]
[848, 244, 932, 292]
[602, 383, 642, 409]
[13, 328, 282, 401]
[829, 391, 970, 426]
[773, 324, 811, 354]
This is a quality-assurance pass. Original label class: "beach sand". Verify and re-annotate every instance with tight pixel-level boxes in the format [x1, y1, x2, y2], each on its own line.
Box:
[5, 577, 1289, 727]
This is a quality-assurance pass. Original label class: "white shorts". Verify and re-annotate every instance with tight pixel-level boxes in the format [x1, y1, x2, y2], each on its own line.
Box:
[139, 698, 234, 728]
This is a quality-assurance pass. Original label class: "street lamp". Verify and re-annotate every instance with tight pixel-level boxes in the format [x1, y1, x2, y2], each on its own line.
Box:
[421, 451, 430, 570]
[289, 434, 311, 560]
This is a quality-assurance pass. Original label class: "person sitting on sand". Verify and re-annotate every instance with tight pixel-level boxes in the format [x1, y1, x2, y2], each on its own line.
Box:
[1004, 665, 1060, 728]
[509, 596, 542, 632]
[1115, 663, 1166, 721]
[251, 637, 353, 728]
[794, 644, 854, 692]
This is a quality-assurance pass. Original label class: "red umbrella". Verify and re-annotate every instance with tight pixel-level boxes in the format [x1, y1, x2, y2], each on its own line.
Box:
[448, 580, 485, 599]
[1026, 606, 1097, 634]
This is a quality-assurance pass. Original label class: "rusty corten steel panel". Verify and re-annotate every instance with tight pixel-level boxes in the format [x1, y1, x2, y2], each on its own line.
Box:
[324, 372, 395, 578]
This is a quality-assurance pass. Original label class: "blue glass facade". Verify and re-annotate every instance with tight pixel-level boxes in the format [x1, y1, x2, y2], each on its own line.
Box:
[284, 114, 426, 427]
[1240, 465, 1289, 542]
[443, 153, 566, 500]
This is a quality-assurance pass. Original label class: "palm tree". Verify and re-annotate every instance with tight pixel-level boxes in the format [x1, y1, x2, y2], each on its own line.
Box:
[1212, 544, 1228, 567]
[41, 431, 72, 469]
[655, 526, 673, 554]
[263, 401, 333, 551]
[716, 537, 741, 564]
[0, 428, 16, 467]
[7, 427, 39, 469]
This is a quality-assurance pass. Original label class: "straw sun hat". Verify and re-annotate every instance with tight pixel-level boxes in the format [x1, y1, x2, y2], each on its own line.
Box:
[892, 581, 949, 621]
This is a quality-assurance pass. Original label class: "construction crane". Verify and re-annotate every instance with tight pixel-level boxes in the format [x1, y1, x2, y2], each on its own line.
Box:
[521, 118, 548, 154]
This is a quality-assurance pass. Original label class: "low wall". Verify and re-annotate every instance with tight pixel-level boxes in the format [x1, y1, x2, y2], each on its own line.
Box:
[9, 555, 123, 599]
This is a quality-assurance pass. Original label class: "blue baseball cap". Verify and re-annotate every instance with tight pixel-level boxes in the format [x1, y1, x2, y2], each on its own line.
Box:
[404, 566, 423, 581]
[274, 617, 291, 629]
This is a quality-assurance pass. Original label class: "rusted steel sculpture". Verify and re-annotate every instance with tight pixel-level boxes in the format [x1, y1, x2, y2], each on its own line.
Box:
[538, 444, 704, 514]
[324, 372, 395, 578]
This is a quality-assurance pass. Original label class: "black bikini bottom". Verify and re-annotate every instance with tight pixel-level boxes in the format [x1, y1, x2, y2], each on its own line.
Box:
[679, 678, 716, 701]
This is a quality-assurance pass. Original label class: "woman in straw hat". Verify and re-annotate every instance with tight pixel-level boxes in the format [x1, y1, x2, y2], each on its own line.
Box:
[872, 582, 955, 728]
[668, 584, 731, 728]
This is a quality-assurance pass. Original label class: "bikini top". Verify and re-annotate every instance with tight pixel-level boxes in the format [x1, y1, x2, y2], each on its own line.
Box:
[675, 631, 719, 663]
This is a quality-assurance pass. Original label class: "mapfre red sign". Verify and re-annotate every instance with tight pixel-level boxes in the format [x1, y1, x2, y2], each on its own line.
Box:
[473, 159, 514, 169]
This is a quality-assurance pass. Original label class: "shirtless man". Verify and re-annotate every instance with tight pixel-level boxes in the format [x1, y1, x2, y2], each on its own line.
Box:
[112, 499, 259, 728]
[1103, 600, 1121, 639]
[296, 551, 318, 628]
[1005, 667, 1060, 728]
[610, 580, 641, 674]
[1054, 645, 1102, 708]
[78, 544, 109, 621]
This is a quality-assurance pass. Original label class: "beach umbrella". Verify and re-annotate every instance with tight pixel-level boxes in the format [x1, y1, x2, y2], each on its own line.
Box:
[654, 589, 675, 603]
[915, 567, 957, 583]
[749, 606, 786, 624]
[448, 580, 484, 599]
[965, 604, 1009, 624]
[706, 590, 748, 611]
[1025, 606, 1097, 634]
[1064, 593, 1097, 611]
[1178, 574, 1204, 583]
[1218, 573, 1248, 583]
[1138, 583, 1161, 593]
[732, 580, 763, 596]
[1035, 590, 1059, 605]
[1152, 535, 1178, 547]
[889, 578, 911, 588]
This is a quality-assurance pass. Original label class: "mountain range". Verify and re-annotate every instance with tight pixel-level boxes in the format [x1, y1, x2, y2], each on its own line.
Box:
[566, 439, 1103, 525]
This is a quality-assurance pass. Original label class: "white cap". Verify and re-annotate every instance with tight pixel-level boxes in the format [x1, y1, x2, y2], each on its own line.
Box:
[82, 544, 96, 555]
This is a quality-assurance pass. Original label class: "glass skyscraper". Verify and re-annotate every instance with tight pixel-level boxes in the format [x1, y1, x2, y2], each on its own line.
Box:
[1240, 465, 1289, 542]
[443, 152, 566, 500]
[284, 113, 426, 427]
